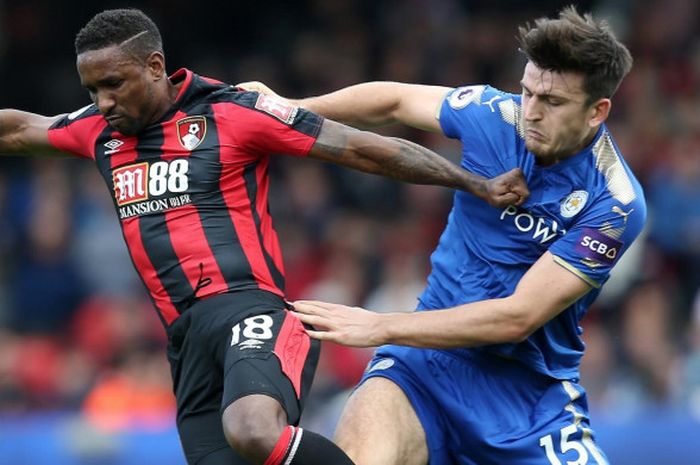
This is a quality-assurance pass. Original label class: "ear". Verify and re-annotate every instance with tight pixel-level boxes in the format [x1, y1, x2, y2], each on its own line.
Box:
[146, 51, 166, 80]
[588, 98, 611, 128]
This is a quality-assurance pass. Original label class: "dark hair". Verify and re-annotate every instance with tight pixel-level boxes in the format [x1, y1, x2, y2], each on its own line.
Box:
[517, 5, 632, 104]
[74, 9, 163, 62]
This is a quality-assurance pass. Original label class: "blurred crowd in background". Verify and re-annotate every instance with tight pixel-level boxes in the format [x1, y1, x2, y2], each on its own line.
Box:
[0, 0, 699, 439]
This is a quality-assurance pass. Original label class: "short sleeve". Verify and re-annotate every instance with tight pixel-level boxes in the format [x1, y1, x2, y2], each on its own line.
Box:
[233, 93, 324, 158]
[549, 195, 647, 288]
[438, 85, 523, 172]
[47, 104, 105, 159]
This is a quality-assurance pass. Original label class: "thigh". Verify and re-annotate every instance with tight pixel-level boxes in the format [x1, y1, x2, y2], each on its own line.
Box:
[223, 309, 320, 424]
[169, 291, 314, 463]
[335, 377, 428, 465]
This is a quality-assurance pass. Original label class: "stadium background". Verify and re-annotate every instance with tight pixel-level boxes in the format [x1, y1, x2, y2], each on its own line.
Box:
[0, 0, 699, 463]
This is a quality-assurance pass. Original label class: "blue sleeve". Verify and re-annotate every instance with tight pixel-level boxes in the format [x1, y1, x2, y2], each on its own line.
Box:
[438, 85, 524, 174]
[549, 194, 647, 288]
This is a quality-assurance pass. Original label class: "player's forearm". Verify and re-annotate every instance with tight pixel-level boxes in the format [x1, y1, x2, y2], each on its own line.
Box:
[0, 109, 57, 154]
[379, 298, 534, 348]
[349, 132, 485, 192]
[311, 120, 486, 192]
[0, 109, 26, 152]
[298, 82, 405, 128]
[389, 137, 487, 195]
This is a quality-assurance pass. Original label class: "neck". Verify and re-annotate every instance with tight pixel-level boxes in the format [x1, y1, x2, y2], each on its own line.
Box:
[150, 78, 181, 124]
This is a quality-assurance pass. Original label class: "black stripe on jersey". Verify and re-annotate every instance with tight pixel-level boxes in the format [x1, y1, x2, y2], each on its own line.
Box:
[243, 162, 285, 292]
[139, 213, 195, 313]
[229, 91, 324, 139]
[93, 125, 119, 200]
[185, 105, 259, 292]
[92, 125, 173, 328]
[134, 129, 195, 314]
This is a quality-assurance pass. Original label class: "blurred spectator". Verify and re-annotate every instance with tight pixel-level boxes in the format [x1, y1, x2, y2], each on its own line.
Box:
[82, 347, 175, 432]
[7, 160, 85, 333]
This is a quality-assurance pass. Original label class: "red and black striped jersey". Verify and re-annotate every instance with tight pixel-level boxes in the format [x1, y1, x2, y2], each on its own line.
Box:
[47, 68, 323, 326]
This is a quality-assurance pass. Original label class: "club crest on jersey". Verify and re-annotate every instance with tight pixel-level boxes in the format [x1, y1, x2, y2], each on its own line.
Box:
[255, 94, 298, 124]
[177, 116, 207, 150]
[560, 190, 589, 218]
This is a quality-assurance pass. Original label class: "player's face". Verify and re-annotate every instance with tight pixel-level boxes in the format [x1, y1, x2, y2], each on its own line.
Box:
[77, 45, 162, 136]
[519, 62, 604, 164]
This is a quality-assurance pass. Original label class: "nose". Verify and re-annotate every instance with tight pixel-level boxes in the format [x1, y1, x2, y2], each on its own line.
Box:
[523, 95, 542, 122]
[95, 90, 116, 115]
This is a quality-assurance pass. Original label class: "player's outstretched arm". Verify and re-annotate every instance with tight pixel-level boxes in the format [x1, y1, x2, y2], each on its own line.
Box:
[291, 251, 590, 348]
[238, 81, 449, 132]
[308, 119, 528, 208]
[0, 110, 64, 155]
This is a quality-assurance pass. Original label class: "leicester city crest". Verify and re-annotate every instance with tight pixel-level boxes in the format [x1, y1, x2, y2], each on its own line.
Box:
[560, 190, 589, 218]
[177, 116, 207, 151]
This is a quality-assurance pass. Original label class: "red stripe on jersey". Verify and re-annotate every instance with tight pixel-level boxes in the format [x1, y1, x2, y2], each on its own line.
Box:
[107, 134, 140, 166]
[220, 164, 281, 295]
[163, 205, 229, 298]
[158, 111, 229, 298]
[47, 113, 107, 159]
[161, 110, 191, 161]
[169, 69, 193, 103]
[255, 159, 285, 276]
[273, 313, 311, 398]
[212, 102, 285, 296]
[121, 218, 180, 324]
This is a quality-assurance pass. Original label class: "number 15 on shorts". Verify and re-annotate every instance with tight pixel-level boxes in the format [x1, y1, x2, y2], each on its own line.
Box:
[539, 424, 607, 465]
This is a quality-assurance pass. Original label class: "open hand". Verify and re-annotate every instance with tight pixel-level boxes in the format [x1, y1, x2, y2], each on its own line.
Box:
[485, 167, 529, 208]
[290, 300, 385, 347]
[235, 81, 285, 100]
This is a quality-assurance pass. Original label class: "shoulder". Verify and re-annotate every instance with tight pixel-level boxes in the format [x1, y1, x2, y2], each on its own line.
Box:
[50, 104, 102, 129]
[589, 130, 646, 215]
[441, 85, 523, 138]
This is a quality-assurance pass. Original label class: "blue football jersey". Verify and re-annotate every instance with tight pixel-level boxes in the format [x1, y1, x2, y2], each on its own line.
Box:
[420, 85, 647, 379]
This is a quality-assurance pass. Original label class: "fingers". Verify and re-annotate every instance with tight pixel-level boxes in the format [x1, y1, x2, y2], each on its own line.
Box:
[289, 310, 337, 342]
[291, 300, 335, 314]
[234, 80, 280, 98]
[304, 329, 334, 341]
[502, 168, 530, 204]
[499, 192, 522, 206]
[290, 310, 323, 327]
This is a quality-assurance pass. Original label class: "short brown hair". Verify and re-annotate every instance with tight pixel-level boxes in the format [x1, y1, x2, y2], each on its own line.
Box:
[517, 5, 632, 104]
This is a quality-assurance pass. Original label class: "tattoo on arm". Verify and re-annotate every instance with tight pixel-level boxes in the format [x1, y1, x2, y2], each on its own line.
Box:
[309, 119, 489, 197]
[312, 127, 347, 159]
[391, 137, 487, 195]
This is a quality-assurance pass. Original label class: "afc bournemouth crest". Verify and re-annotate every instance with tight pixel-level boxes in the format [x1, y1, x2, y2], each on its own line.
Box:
[177, 116, 207, 150]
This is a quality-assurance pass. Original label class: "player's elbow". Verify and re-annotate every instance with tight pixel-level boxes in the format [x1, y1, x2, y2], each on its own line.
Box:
[499, 305, 541, 343]
[500, 321, 534, 343]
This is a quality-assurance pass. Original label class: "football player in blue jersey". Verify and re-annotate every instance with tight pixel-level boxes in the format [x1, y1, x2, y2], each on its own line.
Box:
[242, 5, 645, 465]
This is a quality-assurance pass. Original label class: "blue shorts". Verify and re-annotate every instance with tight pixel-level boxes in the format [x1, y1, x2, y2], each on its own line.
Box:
[360, 345, 609, 465]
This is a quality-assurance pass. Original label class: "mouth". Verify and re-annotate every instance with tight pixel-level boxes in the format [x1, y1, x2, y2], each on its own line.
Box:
[105, 114, 125, 126]
[525, 129, 546, 142]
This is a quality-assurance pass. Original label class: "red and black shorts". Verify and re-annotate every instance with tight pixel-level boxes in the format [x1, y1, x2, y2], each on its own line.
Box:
[166, 290, 319, 464]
